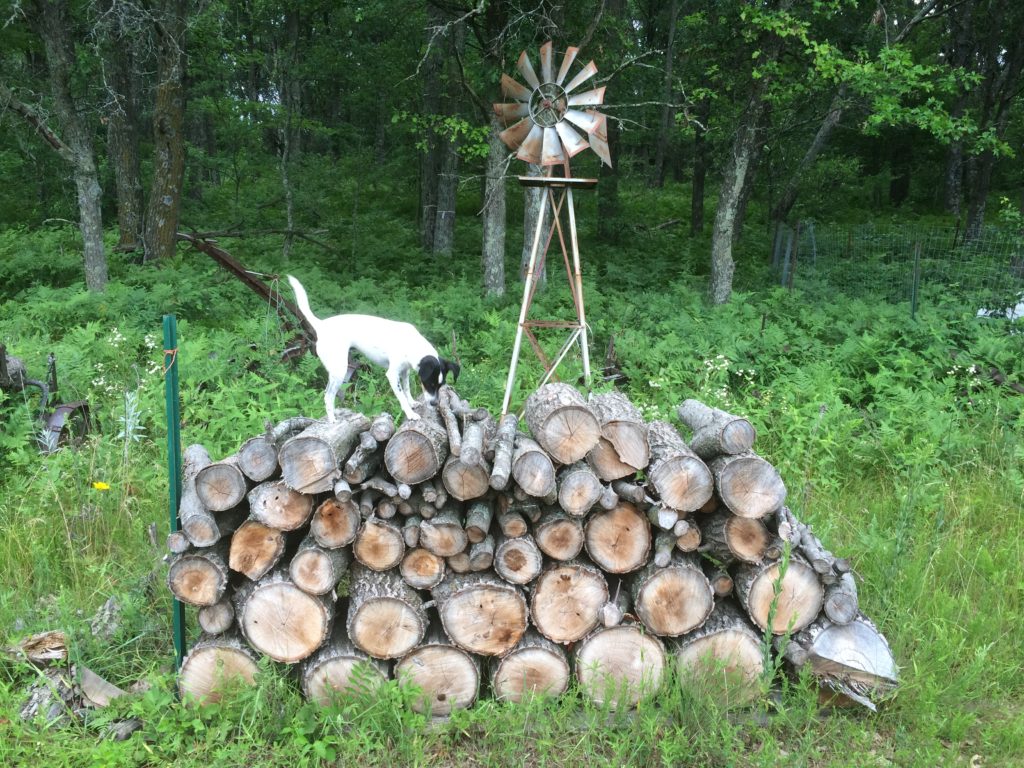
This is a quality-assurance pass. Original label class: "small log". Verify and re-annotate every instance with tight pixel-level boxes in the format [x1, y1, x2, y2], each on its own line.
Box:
[493, 533, 543, 585]
[489, 629, 570, 702]
[673, 517, 702, 552]
[778, 507, 847, 576]
[167, 542, 229, 606]
[248, 480, 314, 531]
[396, 483, 413, 500]
[533, 508, 585, 561]
[402, 515, 422, 547]
[652, 531, 678, 567]
[195, 453, 250, 512]
[362, 474, 399, 498]
[368, 412, 396, 443]
[524, 383, 601, 464]
[587, 436, 638, 481]
[611, 479, 646, 506]
[419, 506, 468, 557]
[823, 571, 859, 625]
[705, 565, 734, 598]
[590, 391, 650, 469]
[346, 564, 427, 659]
[334, 479, 353, 502]
[447, 551, 472, 573]
[179, 445, 217, 546]
[464, 500, 493, 543]
[441, 453, 491, 501]
[672, 600, 764, 703]
[197, 598, 234, 635]
[557, 461, 604, 517]
[432, 572, 528, 656]
[353, 518, 405, 571]
[400, 547, 446, 589]
[574, 625, 667, 710]
[512, 434, 557, 498]
[237, 435, 279, 483]
[290, 532, 351, 594]
[584, 502, 651, 574]
[676, 399, 756, 459]
[310, 497, 360, 548]
[734, 555, 824, 635]
[280, 410, 370, 493]
[384, 401, 449, 484]
[488, 413, 519, 490]
[376, 497, 397, 519]
[699, 510, 770, 564]
[270, 416, 318, 444]
[343, 431, 381, 485]
[460, 416, 495, 467]
[468, 534, 496, 571]
[646, 421, 714, 512]
[228, 519, 285, 581]
[167, 531, 191, 554]
[708, 452, 786, 519]
[629, 553, 714, 637]
[530, 559, 608, 644]
[497, 510, 528, 538]
[646, 503, 679, 532]
[395, 622, 481, 715]
[301, 623, 389, 705]
[437, 386, 464, 457]
[235, 569, 334, 663]
[358, 489, 380, 519]
[600, 584, 631, 627]
[178, 631, 259, 703]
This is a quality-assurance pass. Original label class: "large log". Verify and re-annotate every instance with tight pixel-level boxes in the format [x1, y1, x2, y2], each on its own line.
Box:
[395, 623, 481, 716]
[384, 402, 449, 484]
[488, 413, 519, 490]
[167, 543, 230, 606]
[646, 421, 714, 512]
[524, 383, 601, 464]
[574, 624, 667, 710]
[310, 497, 360, 548]
[734, 555, 824, 635]
[235, 569, 334, 663]
[511, 434, 557, 498]
[493, 533, 543, 585]
[301, 623, 389, 706]
[290, 532, 351, 595]
[629, 553, 714, 637]
[353, 518, 405, 571]
[533, 508, 584, 561]
[432, 572, 528, 656]
[584, 502, 651, 574]
[229, 519, 285, 581]
[557, 461, 603, 517]
[279, 410, 369, 493]
[441, 453, 491, 501]
[530, 559, 608, 644]
[419, 506, 468, 557]
[400, 547, 446, 590]
[346, 564, 427, 659]
[587, 436, 638, 481]
[708, 452, 786, 519]
[195, 453, 250, 512]
[489, 628, 570, 702]
[590, 391, 650, 469]
[178, 631, 259, 703]
[247, 480, 314, 531]
[672, 600, 764, 703]
[675, 399, 756, 459]
[699, 510, 770, 564]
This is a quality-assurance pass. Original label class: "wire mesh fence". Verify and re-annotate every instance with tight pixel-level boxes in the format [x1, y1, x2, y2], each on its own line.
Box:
[772, 220, 1024, 319]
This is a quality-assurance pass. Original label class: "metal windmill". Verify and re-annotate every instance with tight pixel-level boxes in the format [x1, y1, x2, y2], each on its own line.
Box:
[494, 41, 612, 415]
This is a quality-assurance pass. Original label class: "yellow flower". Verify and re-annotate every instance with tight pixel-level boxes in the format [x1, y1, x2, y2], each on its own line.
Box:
[92, 482, 111, 491]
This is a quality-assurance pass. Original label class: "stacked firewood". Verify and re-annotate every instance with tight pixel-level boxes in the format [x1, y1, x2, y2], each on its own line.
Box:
[168, 383, 897, 714]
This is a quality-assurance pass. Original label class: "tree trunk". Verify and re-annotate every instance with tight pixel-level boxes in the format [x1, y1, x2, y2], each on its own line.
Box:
[400, 547, 446, 589]
[346, 563, 427, 659]
[482, 114, 507, 296]
[646, 420, 714, 512]
[178, 632, 259, 703]
[584, 502, 651, 574]
[235, 568, 334, 663]
[530, 559, 608, 644]
[734, 555, 824, 635]
[103, 18, 143, 252]
[651, 0, 680, 188]
[143, 0, 188, 262]
[574, 625, 667, 710]
[629, 553, 714, 637]
[489, 628, 570, 702]
[464, 500, 494, 543]
[289, 533, 350, 595]
[300, 623, 389, 705]
[343, 431, 382, 484]
[247, 480, 313, 531]
[279, 410, 370, 494]
[511, 434, 557, 497]
[671, 600, 764, 703]
[493, 533, 543, 585]
[690, 94, 711, 236]
[432, 572, 528, 656]
[533, 509, 584, 562]
[419, 2, 443, 251]
[179, 444, 217, 546]
[384, 403, 449, 484]
[228, 519, 286, 581]
[488, 414, 518, 490]
[707, 452, 786, 519]
[167, 542, 230, 606]
[310, 497, 360, 549]
[520, 164, 548, 285]
[676, 399, 756, 459]
[394, 622, 481, 715]
[432, 17, 464, 258]
[524, 383, 601, 464]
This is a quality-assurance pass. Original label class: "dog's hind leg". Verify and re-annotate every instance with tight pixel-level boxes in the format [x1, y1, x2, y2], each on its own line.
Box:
[324, 374, 345, 423]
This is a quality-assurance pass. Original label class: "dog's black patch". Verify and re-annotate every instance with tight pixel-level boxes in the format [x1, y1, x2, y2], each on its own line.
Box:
[418, 356, 460, 403]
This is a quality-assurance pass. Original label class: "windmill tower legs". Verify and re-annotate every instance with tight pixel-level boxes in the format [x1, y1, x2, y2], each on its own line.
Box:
[501, 177, 595, 416]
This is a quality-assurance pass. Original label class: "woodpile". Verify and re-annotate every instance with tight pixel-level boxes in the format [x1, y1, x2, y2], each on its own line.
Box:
[170, 386, 897, 712]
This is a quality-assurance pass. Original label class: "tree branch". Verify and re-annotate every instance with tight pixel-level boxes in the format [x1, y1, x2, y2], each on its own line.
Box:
[0, 83, 75, 164]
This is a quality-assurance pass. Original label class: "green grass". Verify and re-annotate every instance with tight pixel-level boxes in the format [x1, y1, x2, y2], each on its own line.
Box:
[1, 178, 1022, 766]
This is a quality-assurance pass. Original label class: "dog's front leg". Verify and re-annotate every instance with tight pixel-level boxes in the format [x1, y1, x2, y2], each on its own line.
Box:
[388, 367, 420, 420]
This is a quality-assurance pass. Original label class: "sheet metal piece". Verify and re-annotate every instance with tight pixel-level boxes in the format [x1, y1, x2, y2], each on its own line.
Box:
[588, 112, 612, 167]
[493, 101, 530, 126]
[516, 123, 544, 164]
[517, 50, 541, 90]
[563, 108, 601, 135]
[498, 117, 533, 150]
[564, 60, 597, 94]
[501, 73, 531, 102]
[555, 122, 589, 158]
[568, 86, 606, 108]
[556, 46, 580, 85]
[541, 126, 566, 166]
[539, 41, 554, 83]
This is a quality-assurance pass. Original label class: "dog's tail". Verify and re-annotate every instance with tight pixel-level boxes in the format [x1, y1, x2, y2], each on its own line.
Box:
[287, 275, 323, 333]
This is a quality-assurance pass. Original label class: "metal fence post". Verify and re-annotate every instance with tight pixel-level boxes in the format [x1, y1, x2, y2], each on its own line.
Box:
[163, 315, 187, 670]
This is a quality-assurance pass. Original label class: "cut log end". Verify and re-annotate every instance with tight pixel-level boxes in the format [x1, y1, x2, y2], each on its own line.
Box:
[575, 625, 667, 710]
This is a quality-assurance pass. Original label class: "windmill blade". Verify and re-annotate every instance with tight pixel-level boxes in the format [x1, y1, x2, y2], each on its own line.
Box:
[556, 46, 580, 86]
[564, 60, 598, 94]
[516, 123, 544, 164]
[588, 112, 613, 168]
[539, 41, 554, 83]
[493, 101, 530, 126]
[563, 108, 602, 135]
[498, 117, 534, 150]
[555, 122, 589, 158]
[517, 50, 541, 90]
[568, 86, 606, 108]
[541, 126, 566, 166]
[501, 74, 531, 102]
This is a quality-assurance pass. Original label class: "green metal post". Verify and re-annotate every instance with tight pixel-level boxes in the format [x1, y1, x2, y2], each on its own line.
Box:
[163, 315, 187, 670]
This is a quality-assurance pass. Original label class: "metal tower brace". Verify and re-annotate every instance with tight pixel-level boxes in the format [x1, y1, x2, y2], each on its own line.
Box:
[501, 174, 597, 416]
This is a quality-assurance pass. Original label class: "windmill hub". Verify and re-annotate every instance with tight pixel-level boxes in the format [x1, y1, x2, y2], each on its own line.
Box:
[529, 84, 567, 128]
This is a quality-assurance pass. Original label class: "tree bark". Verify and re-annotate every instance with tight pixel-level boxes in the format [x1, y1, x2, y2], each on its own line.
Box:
[690, 93, 711, 236]
[646, 420, 714, 512]
[671, 600, 764, 703]
[590, 391, 650, 469]
[482, 113, 507, 296]
[676, 399, 756, 459]
[419, 1, 444, 251]
[384, 402, 449, 484]
[651, 0, 680, 188]
[511, 434, 557, 497]
[280, 410, 370, 494]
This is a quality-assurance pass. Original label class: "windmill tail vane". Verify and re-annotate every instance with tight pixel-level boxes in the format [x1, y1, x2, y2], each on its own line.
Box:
[493, 41, 612, 170]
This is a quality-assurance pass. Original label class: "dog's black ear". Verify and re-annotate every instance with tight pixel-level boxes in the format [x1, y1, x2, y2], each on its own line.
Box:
[442, 358, 460, 384]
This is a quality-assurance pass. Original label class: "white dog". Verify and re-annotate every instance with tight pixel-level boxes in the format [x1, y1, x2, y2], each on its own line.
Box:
[288, 275, 459, 421]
